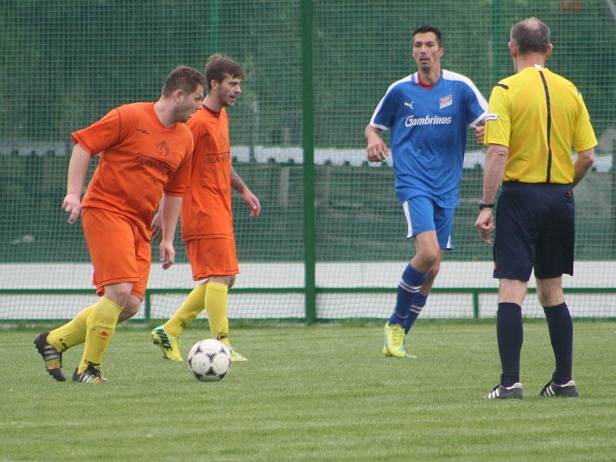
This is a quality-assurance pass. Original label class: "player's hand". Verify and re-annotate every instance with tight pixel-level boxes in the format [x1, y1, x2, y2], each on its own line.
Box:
[473, 125, 485, 145]
[475, 209, 495, 244]
[159, 240, 175, 270]
[241, 189, 261, 218]
[62, 193, 81, 224]
[366, 138, 389, 162]
[151, 211, 162, 241]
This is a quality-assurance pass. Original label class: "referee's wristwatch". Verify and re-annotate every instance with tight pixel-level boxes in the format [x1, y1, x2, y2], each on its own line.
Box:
[478, 201, 495, 210]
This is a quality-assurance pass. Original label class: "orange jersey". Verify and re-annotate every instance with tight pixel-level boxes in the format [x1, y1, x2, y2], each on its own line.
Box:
[181, 106, 233, 241]
[72, 102, 193, 236]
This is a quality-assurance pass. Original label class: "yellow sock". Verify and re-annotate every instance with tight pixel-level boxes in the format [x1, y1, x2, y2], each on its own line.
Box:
[47, 304, 95, 352]
[164, 284, 207, 337]
[77, 297, 123, 373]
[204, 282, 229, 342]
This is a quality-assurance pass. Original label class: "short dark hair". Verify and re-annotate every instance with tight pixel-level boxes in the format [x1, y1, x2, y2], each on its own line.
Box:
[510, 17, 551, 54]
[205, 54, 245, 90]
[162, 65, 206, 97]
[412, 25, 442, 46]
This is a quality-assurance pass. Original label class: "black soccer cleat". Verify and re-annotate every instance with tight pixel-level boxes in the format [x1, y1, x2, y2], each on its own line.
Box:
[485, 382, 523, 400]
[33, 332, 65, 381]
[72, 364, 108, 384]
[539, 380, 579, 398]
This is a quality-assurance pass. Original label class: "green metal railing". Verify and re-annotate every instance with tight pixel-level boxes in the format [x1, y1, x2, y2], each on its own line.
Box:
[3, 287, 615, 323]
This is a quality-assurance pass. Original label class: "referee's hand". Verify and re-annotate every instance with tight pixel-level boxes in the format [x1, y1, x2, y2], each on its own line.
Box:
[475, 209, 495, 244]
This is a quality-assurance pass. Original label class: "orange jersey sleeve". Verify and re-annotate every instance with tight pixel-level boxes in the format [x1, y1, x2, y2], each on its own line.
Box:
[73, 102, 193, 236]
[71, 108, 124, 155]
[181, 106, 234, 241]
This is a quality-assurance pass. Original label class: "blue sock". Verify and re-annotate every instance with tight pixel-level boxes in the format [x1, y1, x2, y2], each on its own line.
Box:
[543, 303, 573, 385]
[388, 264, 427, 327]
[404, 292, 427, 334]
[497, 302, 523, 387]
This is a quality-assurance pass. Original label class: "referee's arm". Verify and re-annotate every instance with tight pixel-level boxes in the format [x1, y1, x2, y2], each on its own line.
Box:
[475, 144, 508, 244]
[481, 144, 508, 205]
[572, 148, 596, 186]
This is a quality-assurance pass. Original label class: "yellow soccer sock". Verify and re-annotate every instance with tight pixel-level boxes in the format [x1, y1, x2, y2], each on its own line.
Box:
[47, 304, 95, 352]
[164, 284, 207, 337]
[204, 282, 229, 341]
[77, 297, 123, 373]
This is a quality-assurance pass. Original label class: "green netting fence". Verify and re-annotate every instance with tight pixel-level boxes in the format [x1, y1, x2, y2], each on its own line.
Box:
[1, 0, 615, 322]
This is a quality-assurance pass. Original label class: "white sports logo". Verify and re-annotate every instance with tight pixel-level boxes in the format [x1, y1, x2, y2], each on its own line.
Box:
[439, 95, 453, 109]
[405, 114, 452, 127]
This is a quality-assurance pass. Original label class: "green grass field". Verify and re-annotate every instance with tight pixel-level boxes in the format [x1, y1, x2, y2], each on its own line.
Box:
[2, 321, 615, 461]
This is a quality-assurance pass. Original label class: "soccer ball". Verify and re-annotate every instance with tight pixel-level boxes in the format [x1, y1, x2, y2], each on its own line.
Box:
[187, 339, 232, 382]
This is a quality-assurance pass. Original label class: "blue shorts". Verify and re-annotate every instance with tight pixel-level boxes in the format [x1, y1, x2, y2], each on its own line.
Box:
[402, 196, 454, 250]
[494, 182, 575, 282]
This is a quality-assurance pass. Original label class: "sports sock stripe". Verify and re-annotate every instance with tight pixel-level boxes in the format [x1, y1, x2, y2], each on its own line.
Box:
[399, 280, 421, 293]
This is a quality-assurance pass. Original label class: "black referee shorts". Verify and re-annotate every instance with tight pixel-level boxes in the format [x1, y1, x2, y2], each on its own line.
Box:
[493, 182, 575, 282]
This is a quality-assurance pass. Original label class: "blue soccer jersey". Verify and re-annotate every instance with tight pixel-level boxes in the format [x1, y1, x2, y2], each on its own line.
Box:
[370, 70, 487, 207]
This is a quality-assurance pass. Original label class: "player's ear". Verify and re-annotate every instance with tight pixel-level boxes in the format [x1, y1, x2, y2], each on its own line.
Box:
[438, 47, 444, 58]
[545, 43, 553, 60]
[172, 88, 185, 103]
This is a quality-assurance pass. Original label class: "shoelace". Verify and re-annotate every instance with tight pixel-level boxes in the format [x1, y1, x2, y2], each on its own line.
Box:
[391, 328, 404, 348]
[156, 330, 173, 349]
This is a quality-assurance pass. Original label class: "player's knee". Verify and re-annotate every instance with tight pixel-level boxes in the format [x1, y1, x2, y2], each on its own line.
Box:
[426, 261, 441, 280]
[537, 290, 564, 307]
[104, 283, 133, 307]
[118, 296, 142, 321]
[536, 278, 564, 307]
[498, 279, 528, 305]
[420, 249, 440, 268]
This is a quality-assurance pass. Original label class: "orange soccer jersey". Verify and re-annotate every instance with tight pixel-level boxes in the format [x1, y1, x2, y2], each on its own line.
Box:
[181, 106, 234, 241]
[72, 102, 193, 236]
[71, 102, 193, 296]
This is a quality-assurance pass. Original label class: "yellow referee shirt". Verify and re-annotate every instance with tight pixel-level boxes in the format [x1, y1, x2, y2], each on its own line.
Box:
[484, 65, 597, 184]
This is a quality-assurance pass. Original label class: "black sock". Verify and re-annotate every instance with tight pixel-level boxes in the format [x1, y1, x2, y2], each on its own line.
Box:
[497, 302, 523, 387]
[543, 303, 573, 385]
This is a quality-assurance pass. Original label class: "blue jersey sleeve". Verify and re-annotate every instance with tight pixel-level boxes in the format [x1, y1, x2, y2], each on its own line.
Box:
[462, 80, 488, 126]
[370, 85, 398, 130]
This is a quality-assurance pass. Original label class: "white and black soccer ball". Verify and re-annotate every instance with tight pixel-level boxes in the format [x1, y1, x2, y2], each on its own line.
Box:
[187, 339, 231, 382]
